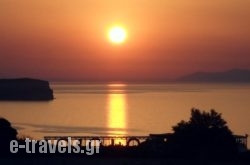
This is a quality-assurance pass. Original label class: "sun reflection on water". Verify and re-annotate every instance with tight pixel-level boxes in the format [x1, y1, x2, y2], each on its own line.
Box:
[107, 84, 127, 145]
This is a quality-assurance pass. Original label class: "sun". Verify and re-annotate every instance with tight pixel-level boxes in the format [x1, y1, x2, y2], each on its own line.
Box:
[108, 26, 127, 44]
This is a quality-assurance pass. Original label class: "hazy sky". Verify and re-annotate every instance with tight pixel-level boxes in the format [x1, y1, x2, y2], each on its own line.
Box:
[0, 0, 249, 81]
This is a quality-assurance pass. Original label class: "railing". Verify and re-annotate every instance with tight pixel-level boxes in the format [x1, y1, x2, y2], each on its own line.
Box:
[234, 134, 248, 150]
[44, 134, 248, 149]
[44, 136, 149, 147]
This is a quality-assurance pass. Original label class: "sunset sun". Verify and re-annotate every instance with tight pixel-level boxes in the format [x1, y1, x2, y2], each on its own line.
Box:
[108, 26, 127, 44]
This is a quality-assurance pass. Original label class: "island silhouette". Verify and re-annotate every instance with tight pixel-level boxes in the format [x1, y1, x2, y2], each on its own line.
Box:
[0, 78, 53, 101]
[176, 69, 250, 83]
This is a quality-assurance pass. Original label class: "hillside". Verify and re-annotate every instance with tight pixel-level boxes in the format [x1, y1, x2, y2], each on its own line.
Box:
[176, 69, 250, 83]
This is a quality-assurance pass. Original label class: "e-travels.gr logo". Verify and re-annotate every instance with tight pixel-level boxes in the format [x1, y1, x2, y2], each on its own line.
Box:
[10, 137, 101, 155]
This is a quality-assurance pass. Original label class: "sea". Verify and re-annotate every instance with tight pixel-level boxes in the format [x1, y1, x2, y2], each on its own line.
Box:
[0, 83, 250, 141]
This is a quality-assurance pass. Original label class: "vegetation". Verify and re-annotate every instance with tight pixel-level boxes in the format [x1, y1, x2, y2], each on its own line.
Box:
[0, 117, 18, 154]
[167, 108, 238, 159]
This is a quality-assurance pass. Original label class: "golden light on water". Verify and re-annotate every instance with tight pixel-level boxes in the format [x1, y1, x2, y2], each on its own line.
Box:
[108, 93, 127, 134]
[107, 84, 127, 145]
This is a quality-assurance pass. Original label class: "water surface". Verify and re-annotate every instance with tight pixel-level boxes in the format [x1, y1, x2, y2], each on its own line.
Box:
[0, 83, 249, 141]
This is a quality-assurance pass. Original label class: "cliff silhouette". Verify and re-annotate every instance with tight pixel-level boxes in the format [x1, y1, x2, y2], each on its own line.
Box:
[0, 78, 53, 100]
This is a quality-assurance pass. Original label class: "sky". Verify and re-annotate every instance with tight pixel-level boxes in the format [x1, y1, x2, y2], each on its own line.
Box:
[0, 0, 250, 82]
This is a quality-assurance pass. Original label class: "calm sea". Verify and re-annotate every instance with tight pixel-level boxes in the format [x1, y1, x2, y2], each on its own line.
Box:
[0, 83, 250, 140]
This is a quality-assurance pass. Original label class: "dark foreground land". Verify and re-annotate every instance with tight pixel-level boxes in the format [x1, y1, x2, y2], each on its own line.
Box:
[1, 106, 249, 164]
[1, 157, 250, 165]
[1, 150, 250, 165]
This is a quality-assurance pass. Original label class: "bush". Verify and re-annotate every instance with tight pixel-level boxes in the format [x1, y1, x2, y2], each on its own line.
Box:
[167, 108, 237, 159]
[0, 117, 18, 155]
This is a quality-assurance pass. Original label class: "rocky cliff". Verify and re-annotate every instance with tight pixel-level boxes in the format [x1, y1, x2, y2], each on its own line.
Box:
[0, 78, 54, 100]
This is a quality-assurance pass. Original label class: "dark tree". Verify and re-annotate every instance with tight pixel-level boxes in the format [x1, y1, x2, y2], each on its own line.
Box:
[167, 108, 237, 159]
[0, 117, 17, 154]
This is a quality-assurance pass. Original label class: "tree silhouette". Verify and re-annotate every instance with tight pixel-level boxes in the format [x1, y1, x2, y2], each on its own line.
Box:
[0, 117, 17, 154]
[167, 108, 237, 159]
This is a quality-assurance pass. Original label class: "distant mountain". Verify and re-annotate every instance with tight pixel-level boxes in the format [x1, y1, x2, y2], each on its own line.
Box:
[176, 69, 250, 83]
